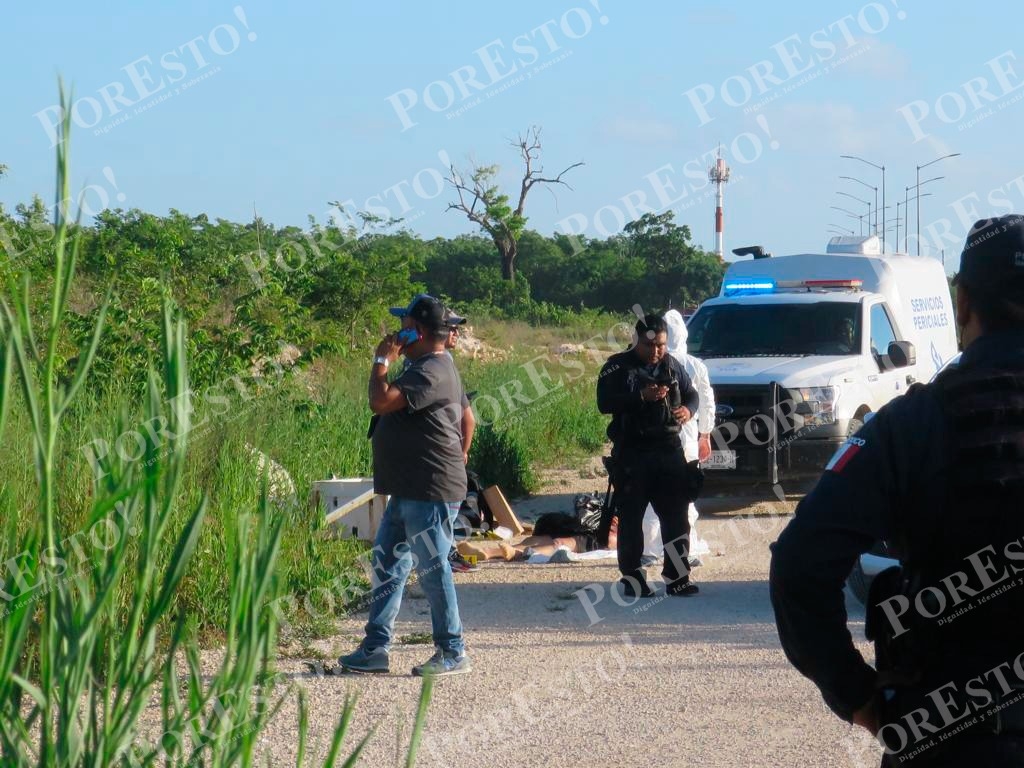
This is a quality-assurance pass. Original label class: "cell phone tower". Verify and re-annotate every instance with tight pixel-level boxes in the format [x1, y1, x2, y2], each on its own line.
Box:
[708, 146, 730, 261]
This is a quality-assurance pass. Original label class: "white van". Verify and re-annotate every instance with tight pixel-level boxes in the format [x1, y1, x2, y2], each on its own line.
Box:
[685, 235, 959, 494]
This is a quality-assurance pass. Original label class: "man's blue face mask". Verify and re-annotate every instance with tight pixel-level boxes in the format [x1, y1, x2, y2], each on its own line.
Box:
[396, 327, 420, 347]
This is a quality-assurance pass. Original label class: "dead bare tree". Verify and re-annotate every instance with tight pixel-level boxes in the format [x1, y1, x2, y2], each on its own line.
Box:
[447, 126, 582, 281]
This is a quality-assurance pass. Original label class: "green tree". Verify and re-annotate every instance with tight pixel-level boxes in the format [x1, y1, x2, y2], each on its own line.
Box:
[417, 234, 496, 300]
[447, 126, 582, 282]
[304, 229, 427, 339]
[623, 211, 725, 308]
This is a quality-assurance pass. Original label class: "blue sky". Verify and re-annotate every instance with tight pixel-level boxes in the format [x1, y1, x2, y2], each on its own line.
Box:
[3, 1, 1023, 272]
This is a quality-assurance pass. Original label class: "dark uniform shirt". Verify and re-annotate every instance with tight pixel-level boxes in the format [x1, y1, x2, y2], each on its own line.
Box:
[770, 330, 1024, 722]
[597, 351, 700, 451]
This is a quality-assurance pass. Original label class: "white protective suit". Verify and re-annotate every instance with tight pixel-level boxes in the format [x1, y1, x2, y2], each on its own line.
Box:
[642, 310, 715, 559]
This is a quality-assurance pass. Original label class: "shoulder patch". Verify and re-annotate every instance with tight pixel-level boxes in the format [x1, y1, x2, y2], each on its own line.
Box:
[825, 436, 866, 473]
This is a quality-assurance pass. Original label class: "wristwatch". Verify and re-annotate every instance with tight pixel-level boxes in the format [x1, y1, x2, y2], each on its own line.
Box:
[373, 355, 389, 369]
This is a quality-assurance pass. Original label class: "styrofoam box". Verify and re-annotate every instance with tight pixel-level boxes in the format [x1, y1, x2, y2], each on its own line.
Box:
[313, 478, 387, 542]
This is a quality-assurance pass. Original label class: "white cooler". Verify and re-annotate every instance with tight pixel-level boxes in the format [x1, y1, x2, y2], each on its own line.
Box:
[313, 477, 387, 542]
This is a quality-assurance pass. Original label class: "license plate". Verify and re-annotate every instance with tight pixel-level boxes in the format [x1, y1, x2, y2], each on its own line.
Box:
[705, 450, 737, 470]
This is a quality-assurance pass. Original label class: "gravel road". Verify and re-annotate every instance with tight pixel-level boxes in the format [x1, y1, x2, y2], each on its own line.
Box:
[257, 482, 884, 768]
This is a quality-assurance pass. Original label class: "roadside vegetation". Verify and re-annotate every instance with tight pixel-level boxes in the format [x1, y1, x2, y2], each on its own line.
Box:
[0, 104, 725, 656]
[0, 93, 444, 766]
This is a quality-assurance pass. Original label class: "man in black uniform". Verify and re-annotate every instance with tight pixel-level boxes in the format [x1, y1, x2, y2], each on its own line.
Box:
[770, 215, 1024, 765]
[598, 313, 701, 598]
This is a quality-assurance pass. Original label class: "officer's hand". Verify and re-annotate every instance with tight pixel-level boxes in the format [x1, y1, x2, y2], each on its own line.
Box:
[672, 405, 692, 424]
[697, 434, 712, 462]
[641, 384, 668, 402]
[851, 699, 880, 735]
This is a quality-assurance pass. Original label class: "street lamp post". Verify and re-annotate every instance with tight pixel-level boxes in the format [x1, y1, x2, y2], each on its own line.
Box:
[905, 191, 933, 253]
[828, 225, 855, 236]
[836, 191, 871, 235]
[905, 186, 911, 253]
[841, 156, 885, 252]
[839, 176, 878, 236]
[916, 153, 961, 256]
[913, 176, 946, 256]
[896, 201, 901, 251]
[830, 205, 868, 230]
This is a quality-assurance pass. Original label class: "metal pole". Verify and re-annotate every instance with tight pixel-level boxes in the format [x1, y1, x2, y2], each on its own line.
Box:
[905, 186, 910, 253]
[881, 165, 886, 253]
[873, 188, 878, 237]
[916, 153, 961, 257]
[916, 165, 921, 256]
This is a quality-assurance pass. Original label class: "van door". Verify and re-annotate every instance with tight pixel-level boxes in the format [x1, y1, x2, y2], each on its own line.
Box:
[864, 301, 905, 409]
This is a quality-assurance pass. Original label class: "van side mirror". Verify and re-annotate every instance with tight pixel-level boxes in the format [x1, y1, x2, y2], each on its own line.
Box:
[888, 340, 916, 369]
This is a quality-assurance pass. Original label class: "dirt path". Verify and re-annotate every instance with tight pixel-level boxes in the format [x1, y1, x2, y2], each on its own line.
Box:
[258, 463, 882, 768]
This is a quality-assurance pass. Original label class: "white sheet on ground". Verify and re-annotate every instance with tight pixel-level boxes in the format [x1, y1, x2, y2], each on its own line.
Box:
[525, 546, 617, 564]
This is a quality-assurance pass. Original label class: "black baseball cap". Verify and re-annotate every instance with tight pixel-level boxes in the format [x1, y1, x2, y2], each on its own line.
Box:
[954, 215, 1024, 293]
[389, 293, 446, 331]
[443, 308, 467, 327]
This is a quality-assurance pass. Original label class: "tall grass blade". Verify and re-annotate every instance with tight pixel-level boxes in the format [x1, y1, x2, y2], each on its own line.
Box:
[404, 678, 434, 768]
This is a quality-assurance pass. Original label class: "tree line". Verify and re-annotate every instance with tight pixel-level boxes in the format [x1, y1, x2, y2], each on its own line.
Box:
[0, 197, 725, 391]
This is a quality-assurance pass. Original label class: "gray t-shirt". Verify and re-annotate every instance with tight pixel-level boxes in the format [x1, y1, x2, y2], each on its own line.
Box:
[372, 352, 468, 502]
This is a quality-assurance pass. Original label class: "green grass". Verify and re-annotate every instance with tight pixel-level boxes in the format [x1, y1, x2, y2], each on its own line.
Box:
[0, 85, 435, 768]
[0, 287, 615, 647]
[0, 321, 613, 641]
[457, 351, 609, 495]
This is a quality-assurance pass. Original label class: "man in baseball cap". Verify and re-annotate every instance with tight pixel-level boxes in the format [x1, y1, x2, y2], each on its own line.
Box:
[389, 293, 447, 332]
[443, 308, 467, 328]
[439, 305, 479, 574]
[339, 291, 472, 677]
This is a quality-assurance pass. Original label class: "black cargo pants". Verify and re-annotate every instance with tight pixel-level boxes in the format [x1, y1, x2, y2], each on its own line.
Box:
[611, 444, 694, 587]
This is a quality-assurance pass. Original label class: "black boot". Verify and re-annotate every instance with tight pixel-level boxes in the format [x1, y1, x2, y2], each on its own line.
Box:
[619, 573, 654, 598]
[666, 579, 699, 597]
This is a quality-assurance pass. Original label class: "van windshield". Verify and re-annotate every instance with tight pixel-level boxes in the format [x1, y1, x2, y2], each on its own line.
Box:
[687, 302, 861, 357]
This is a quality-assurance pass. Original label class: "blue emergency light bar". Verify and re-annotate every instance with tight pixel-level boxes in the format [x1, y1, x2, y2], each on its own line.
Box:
[723, 278, 776, 294]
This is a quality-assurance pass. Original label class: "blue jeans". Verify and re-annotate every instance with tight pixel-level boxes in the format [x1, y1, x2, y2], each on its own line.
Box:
[363, 497, 465, 656]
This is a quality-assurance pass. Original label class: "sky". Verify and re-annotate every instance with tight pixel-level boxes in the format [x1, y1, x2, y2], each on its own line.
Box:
[3, 1, 1023, 273]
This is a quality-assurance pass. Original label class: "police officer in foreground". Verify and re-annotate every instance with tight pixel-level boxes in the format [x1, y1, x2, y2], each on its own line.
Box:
[770, 215, 1024, 765]
[597, 313, 701, 598]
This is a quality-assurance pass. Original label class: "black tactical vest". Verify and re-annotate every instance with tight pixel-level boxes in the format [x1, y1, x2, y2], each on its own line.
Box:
[905, 362, 1024, 679]
[869, 359, 1024, 755]
[613, 359, 683, 451]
